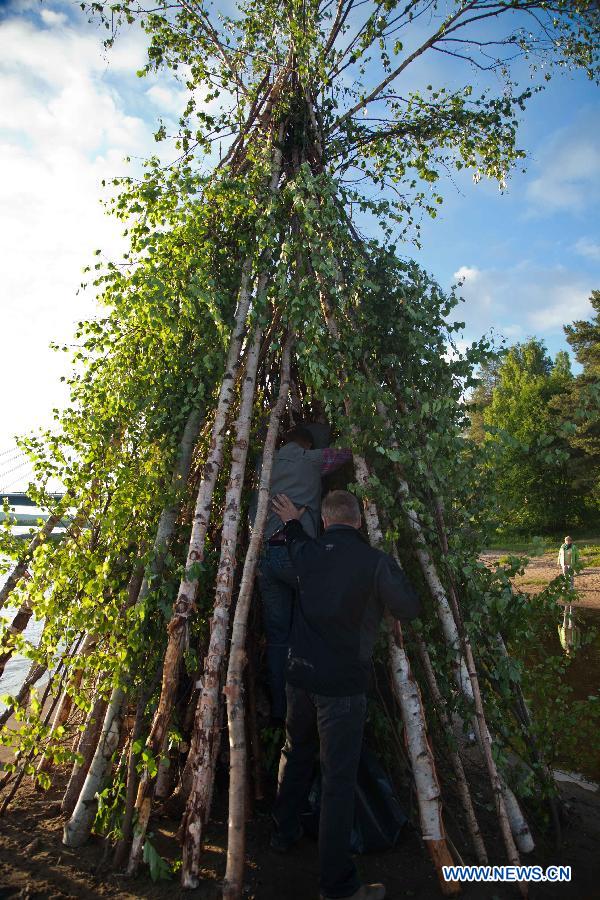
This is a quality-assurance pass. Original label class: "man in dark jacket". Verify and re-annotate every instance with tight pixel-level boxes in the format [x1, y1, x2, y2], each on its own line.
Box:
[256, 426, 351, 721]
[270, 490, 420, 900]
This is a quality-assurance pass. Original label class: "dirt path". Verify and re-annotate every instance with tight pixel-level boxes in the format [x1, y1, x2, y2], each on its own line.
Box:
[1, 772, 600, 900]
[480, 551, 600, 609]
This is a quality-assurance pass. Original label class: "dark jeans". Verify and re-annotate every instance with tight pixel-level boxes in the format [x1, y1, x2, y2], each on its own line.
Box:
[273, 683, 367, 899]
[257, 545, 297, 719]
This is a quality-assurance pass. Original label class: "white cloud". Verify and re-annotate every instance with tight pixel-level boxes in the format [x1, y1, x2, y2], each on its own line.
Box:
[527, 285, 592, 331]
[526, 116, 600, 215]
[453, 261, 594, 344]
[574, 237, 600, 261]
[0, 6, 156, 455]
[453, 265, 480, 283]
[40, 8, 68, 27]
[146, 84, 187, 116]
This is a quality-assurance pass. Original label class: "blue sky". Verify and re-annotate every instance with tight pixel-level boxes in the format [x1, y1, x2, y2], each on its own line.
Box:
[0, 0, 598, 473]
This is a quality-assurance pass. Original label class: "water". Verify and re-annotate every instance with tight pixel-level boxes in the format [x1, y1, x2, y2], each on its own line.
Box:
[545, 607, 600, 703]
[0, 564, 46, 707]
[1, 550, 599, 778]
[0, 510, 66, 704]
[526, 605, 600, 782]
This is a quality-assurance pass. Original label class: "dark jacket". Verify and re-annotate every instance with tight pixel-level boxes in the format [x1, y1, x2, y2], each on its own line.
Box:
[283, 520, 421, 696]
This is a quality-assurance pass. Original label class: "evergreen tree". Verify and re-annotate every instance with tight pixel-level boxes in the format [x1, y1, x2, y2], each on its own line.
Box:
[483, 338, 581, 532]
[560, 290, 600, 515]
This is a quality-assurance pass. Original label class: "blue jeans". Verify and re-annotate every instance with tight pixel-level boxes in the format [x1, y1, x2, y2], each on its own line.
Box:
[273, 684, 367, 898]
[257, 544, 297, 719]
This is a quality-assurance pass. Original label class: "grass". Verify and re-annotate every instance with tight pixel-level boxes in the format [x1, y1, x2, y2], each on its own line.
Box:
[486, 535, 554, 555]
[487, 533, 600, 561]
[517, 576, 549, 585]
[581, 543, 600, 567]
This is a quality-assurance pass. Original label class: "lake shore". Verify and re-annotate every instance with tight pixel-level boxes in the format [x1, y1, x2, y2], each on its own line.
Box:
[480, 550, 600, 610]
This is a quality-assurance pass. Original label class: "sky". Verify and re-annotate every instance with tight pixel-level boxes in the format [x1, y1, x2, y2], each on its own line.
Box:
[0, 0, 599, 483]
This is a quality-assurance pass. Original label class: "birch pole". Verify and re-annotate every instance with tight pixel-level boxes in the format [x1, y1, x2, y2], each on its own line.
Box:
[352, 450, 460, 896]
[178, 323, 264, 887]
[313, 272, 459, 893]
[376, 397, 534, 859]
[0, 494, 70, 611]
[307, 188, 530, 865]
[36, 631, 98, 778]
[61, 693, 108, 816]
[62, 401, 203, 845]
[62, 687, 123, 845]
[414, 633, 488, 864]
[222, 332, 292, 900]
[124, 257, 259, 872]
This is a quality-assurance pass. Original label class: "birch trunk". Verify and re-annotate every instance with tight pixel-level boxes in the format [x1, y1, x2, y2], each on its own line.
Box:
[387, 622, 460, 893]
[61, 401, 203, 844]
[63, 687, 124, 846]
[36, 632, 97, 777]
[316, 231, 529, 855]
[113, 689, 146, 868]
[351, 448, 459, 895]
[179, 323, 264, 888]
[377, 396, 533, 858]
[245, 625, 264, 802]
[126, 259, 255, 875]
[414, 634, 488, 864]
[62, 693, 108, 816]
[222, 333, 292, 900]
[155, 750, 176, 800]
[311, 271, 459, 890]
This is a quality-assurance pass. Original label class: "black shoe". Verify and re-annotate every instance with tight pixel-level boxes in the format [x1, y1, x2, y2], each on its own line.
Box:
[270, 824, 303, 853]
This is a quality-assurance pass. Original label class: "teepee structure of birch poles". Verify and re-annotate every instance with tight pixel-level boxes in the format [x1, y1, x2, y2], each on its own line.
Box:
[2, 0, 597, 895]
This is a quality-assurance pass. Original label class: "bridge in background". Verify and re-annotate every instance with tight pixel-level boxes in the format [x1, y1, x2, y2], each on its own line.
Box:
[1, 492, 66, 508]
[0, 443, 66, 524]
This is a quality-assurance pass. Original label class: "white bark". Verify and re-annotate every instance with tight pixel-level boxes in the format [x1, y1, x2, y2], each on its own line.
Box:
[377, 396, 534, 857]
[63, 688, 123, 847]
[350, 449, 459, 894]
[388, 630, 445, 842]
[61, 402, 202, 845]
[180, 323, 264, 888]
[222, 333, 292, 900]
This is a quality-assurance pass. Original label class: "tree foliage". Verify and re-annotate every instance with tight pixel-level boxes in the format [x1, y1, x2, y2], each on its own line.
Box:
[560, 290, 600, 508]
[472, 310, 600, 533]
[0, 0, 598, 888]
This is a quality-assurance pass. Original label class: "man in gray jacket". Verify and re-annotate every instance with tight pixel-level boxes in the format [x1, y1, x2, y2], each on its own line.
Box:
[256, 426, 351, 721]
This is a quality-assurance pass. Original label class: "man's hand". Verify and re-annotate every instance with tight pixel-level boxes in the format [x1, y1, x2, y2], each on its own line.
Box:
[272, 493, 305, 523]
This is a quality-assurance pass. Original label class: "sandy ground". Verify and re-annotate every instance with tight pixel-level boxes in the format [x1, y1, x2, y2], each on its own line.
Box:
[1, 766, 600, 900]
[480, 551, 600, 609]
[1, 549, 599, 898]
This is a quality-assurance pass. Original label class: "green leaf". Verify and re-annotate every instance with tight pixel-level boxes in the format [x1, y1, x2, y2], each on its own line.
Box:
[143, 839, 172, 882]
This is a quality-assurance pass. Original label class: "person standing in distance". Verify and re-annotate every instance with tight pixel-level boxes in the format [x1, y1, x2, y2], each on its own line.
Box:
[270, 489, 421, 900]
[557, 535, 580, 590]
